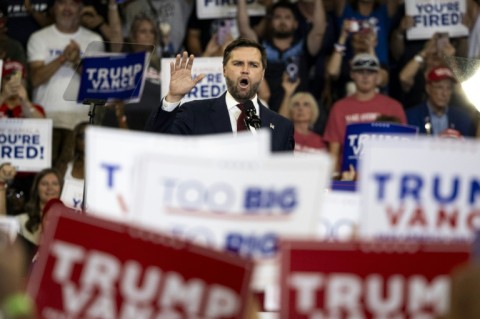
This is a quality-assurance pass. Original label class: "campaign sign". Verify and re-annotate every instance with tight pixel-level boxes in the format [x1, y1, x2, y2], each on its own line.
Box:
[85, 126, 270, 219]
[196, 0, 266, 19]
[406, 0, 468, 40]
[131, 153, 332, 259]
[280, 240, 470, 318]
[318, 190, 360, 241]
[161, 57, 226, 102]
[28, 208, 253, 319]
[77, 51, 148, 103]
[358, 137, 480, 241]
[341, 122, 418, 172]
[0, 118, 52, 172]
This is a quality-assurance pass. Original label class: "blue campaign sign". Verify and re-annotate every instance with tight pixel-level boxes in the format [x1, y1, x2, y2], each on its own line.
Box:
[77, 51, 148, 103]
[341, 122, 418, 172]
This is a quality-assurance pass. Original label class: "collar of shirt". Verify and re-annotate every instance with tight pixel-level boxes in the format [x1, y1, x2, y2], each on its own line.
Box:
[225, 91, 260, 114]
[427, 102, 449, 135]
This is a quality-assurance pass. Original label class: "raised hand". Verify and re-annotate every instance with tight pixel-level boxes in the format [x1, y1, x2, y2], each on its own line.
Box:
[166, 51, 205, 103]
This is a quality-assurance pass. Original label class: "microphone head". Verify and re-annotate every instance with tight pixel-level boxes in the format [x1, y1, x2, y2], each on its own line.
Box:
[242, 100, 261, 129]
[243, 100, 255, 112]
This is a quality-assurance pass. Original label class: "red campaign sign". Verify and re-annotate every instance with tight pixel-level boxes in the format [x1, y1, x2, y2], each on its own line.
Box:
[28, 208, 253, 319]
[280, 240, 471, 319]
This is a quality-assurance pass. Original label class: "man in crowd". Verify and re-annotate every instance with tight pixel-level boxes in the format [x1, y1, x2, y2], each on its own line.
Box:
[406, 66, 478, 137]
[145, 37, 295, 152]
[323, 53, 406, 175]
[236, 0, 326, 112]
[27, 0, 103, 174]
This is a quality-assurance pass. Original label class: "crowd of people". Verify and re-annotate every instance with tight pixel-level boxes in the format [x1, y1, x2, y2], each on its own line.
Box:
[1, 0, 480, 303]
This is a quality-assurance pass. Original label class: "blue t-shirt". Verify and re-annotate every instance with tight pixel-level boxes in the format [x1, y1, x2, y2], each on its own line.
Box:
[338, 3, 391, 65]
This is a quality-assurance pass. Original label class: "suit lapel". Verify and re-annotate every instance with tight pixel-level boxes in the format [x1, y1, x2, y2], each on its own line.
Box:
[210, 93, 233, 133]
[259, 100, 273, 129]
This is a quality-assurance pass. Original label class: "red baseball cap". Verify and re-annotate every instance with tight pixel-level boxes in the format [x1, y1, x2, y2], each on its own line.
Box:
[427, 66, 456, 82]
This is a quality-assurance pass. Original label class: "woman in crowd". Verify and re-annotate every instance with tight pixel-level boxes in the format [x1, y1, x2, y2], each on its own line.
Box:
[279, 74, 326, 153]
[15, 168, 63, 262]
[64, 122, 87, 182]
[60, 122, 86, 210]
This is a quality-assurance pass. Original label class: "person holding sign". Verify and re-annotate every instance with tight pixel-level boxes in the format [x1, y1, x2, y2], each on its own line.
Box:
[145, 38, 295, 152]
[323, 53, 406, 176]
[27, 0, 104, 176]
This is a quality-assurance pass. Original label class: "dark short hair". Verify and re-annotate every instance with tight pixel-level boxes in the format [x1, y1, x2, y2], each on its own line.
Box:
[270, 0, 297, 18]
[223, 38, 267, 69]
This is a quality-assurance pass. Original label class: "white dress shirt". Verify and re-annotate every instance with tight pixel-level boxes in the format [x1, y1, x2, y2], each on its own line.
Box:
[162, 92, 261, 132]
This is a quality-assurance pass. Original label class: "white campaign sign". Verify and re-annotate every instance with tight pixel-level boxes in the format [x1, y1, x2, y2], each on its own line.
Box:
[161, 57, 225, 102]
[358, 137, 480, 241]
[196, 0, 266, 19]
[85, 126, 271, 219]
[318, 190, 360, 241]
[0, 119, 52, 172]
[131, 152, 332, 290]
[406, 0, 468, 40]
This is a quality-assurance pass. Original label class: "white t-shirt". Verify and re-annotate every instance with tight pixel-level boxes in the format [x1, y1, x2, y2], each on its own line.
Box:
[27, 25, 104, 129]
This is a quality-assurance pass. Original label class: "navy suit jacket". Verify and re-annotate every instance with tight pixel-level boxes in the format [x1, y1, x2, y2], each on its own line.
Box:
[406, 102, 478, 137]
[145, 93, 295, 152]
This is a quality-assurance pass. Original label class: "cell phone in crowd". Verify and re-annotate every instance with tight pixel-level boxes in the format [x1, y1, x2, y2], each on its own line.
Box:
[285, 56, 300, 83]
[347, 19, 360, 33]
[216, 20, 231, 45]
[437, 33, 449, 52]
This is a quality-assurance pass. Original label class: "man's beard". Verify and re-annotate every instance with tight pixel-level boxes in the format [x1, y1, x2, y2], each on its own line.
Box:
[226, 77, 261, 102]
[273, 29, 295, 39]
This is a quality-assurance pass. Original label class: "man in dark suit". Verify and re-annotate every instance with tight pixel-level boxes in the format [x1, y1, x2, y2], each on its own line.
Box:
[406, 66, 478, 137]
[145, 38, 295, 152]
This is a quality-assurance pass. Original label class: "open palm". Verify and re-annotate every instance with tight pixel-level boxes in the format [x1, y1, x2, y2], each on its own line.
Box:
[168, 52, 205, 101]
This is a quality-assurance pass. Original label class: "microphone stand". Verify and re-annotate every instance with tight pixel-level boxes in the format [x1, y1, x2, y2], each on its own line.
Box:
[81, 98, 106, 211]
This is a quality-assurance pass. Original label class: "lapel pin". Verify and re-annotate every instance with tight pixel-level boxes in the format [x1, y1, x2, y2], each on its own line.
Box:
[270, 123, 275, 130]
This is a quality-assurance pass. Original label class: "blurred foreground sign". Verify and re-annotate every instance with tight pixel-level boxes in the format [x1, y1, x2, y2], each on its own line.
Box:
[358, 138, 480, 241]
[85, 127, 270, 219]
[28, 209, 253, 319]
[280, 240, 470, 319]
[131, 153, 332, 259]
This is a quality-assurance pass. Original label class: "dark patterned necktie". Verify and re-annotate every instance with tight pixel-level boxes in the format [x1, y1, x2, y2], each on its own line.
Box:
[236, 104, 246, 131]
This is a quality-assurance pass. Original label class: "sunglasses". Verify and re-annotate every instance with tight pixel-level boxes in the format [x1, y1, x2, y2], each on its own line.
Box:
[353, 58, 378, 69]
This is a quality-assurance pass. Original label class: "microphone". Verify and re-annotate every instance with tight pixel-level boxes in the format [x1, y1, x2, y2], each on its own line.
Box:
[243, 100, 261, 130]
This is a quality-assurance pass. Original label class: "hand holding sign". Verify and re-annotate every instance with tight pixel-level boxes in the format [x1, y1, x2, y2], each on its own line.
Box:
[166, 51, 206, 103]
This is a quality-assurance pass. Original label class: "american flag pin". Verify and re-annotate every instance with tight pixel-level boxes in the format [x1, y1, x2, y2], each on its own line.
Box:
[270, 123, 275, 129]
